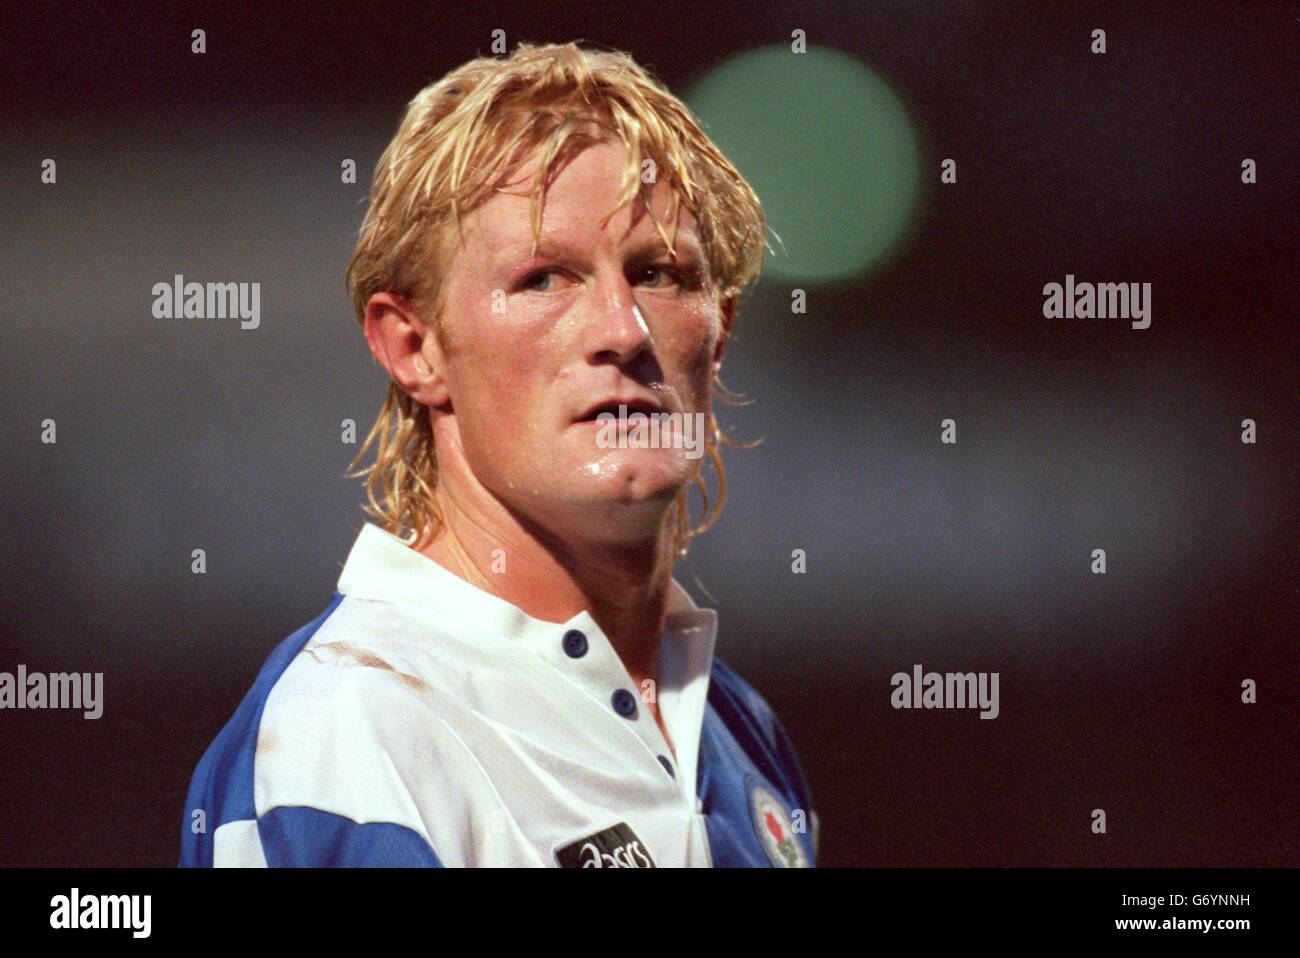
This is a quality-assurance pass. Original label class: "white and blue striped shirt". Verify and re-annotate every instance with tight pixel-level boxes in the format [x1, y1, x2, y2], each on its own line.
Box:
[179, 523, 817, 867]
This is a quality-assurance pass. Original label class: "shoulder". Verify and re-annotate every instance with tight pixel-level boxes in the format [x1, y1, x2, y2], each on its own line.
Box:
[179, 594, 347, 860]
[180, 594, 487, 867]
[707, 655, 788, 755]
[707, 655, 816, 816]
[709, 657, 773, 719]
[257, 601, 488, 804]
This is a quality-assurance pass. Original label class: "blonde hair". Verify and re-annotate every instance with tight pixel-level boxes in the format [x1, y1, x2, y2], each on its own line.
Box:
[344, 41, 766, 557]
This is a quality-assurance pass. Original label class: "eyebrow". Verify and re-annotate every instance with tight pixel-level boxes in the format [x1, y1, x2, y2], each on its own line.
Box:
[496, 232, 703, 264]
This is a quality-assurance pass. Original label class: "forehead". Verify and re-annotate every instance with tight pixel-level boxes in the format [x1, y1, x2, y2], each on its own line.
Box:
[457, 139, 701, 254]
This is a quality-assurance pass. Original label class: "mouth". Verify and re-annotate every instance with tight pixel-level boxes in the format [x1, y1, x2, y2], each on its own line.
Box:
[574, 397, 665, 423]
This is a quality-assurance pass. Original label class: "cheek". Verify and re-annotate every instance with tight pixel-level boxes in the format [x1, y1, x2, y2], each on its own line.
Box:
[456, 358, 541, 443]
[445, 296, 543, 403]
[669, 307, 720, 402]
[435, 270, 577, 483]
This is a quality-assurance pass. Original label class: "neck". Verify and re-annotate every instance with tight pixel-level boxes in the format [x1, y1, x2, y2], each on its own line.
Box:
[411, 470, 679, 688]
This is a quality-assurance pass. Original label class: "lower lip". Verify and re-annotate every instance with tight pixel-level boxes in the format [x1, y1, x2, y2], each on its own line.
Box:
[570, 419, 668, 434]
[572, 419, 627, 429]
[572, 415, 662, 424]
[574, 409, 662, 423]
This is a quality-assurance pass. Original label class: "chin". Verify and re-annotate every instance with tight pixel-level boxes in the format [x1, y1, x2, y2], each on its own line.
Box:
[576, 449, 694, 505]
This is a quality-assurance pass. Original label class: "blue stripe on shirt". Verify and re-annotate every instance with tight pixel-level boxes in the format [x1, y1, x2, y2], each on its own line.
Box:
[179, 593, 346, 867]
[259, 806, 443, 867]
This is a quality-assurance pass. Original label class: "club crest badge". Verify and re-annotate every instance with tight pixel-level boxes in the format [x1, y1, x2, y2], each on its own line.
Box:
[747, 779, 809, 868]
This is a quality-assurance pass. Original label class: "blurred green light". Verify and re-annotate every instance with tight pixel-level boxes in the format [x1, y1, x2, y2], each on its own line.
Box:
[687, 45, 922, 285]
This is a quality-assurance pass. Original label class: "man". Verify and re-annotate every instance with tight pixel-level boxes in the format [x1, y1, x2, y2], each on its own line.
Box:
[180, 41, 817, 867]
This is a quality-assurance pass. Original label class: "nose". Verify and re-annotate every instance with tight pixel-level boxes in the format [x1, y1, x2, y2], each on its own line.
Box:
[584, 271, 654, 369]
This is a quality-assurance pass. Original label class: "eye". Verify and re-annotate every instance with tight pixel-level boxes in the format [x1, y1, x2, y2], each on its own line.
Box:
[520, 269, 568, 293]
[635, 265, 686, 289]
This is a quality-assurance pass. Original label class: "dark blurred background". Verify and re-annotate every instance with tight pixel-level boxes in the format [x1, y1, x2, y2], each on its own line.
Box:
[1, 0, 1296, 867]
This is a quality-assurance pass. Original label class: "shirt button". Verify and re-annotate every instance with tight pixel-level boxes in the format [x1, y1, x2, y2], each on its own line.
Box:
[657, 754, 675, 778]
[561, 629, 588, 658]
[610, 688, 638, 718]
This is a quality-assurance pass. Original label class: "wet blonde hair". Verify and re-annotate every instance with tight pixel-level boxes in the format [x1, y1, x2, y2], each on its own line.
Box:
[344, 40, 766, 557]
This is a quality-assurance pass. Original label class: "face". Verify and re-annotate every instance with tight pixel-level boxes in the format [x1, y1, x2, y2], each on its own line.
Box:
[423, 139, 730, 541]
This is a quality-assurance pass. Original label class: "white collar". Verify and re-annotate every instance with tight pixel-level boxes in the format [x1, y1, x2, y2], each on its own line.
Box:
[334, 523, 718, 781]
[336, 522, 715, 644]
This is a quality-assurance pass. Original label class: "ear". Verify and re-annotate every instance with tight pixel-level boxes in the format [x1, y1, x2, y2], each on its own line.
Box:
[362, 292, 451, 408]
[713, 296, 736, 372]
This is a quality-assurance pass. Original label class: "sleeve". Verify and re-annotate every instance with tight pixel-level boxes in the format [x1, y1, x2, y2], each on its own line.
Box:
[254, 806, 443, 867]
[183, 632, 532, 867]
[246, 664, 460, 867]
